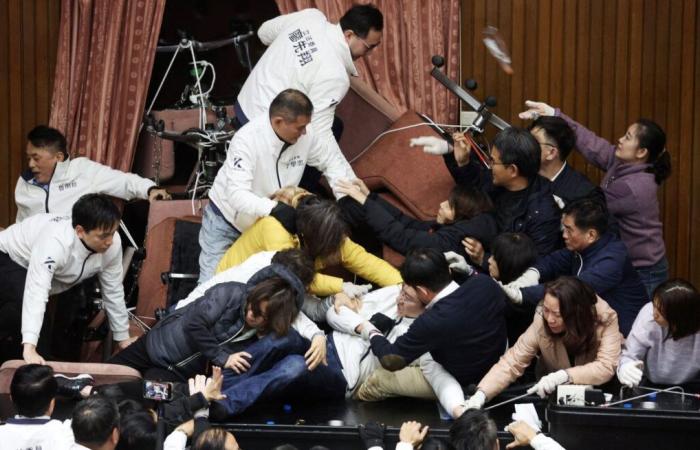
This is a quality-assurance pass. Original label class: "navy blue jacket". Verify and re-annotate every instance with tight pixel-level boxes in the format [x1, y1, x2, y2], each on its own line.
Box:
[551, 163, 597, 205]
[145, 265, 306, 378]
[443, 152, 562, 256]
[361, 193, 498, 263]
[369, 274, 507, 386]
[521, 232, 647, 335]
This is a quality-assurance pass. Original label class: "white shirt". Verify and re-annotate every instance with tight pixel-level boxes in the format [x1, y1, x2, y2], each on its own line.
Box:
[15, 157, 155, 223]
[0, 416, 75, 450]
[208, 114, 354, 232]
[237, 8, 357, 171]
[0, 214, 129, 345]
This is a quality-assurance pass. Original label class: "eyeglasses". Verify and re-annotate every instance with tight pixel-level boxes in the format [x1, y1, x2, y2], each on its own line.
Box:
[537, 305, 562, 320]
[539, 142, 557, 150]
[353, 31, 380, 50]
[399, 284, 421, 304]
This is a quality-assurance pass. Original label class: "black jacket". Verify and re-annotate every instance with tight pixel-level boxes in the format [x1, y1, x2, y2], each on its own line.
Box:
[144, 265, 306, 378]
[443, 152, 562, 256]
[369, 274, 507, 386]
[361, 193, 498, 262]
[551, 163, 597, 204]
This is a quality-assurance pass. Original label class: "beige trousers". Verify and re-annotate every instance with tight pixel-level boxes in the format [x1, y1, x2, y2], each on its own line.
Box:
[354, 365, 437, 401]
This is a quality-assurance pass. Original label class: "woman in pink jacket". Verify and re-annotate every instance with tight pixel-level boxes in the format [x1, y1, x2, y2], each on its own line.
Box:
[463, 276, 623, 409]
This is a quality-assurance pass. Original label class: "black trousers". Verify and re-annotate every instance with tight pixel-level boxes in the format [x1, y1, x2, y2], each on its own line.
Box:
[0, 251, 27, 362]
[108, 334, 186, 382]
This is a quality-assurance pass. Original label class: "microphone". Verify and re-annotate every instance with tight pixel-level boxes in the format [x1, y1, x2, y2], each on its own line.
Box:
[431, 55, 445, 68]
[464, 79, 478, 91]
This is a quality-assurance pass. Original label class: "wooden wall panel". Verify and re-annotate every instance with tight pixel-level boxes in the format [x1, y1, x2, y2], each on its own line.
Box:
[460, 0, 700, 285]
[0, 0, 60, 227]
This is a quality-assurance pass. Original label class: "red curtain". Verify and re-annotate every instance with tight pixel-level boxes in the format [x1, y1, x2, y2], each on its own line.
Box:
[275, 0, 461, 124]
[49, 0, 166, 171]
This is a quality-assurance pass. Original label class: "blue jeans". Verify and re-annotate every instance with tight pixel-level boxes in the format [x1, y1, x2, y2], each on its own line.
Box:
[286, 334, 347, 401]
[198, 204, 240, 284]
[636, 257, 669, 300]
[218, 330, 308, 415]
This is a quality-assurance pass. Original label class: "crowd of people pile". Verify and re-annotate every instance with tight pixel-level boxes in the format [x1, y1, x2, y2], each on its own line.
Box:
[1, 4, 699, 450]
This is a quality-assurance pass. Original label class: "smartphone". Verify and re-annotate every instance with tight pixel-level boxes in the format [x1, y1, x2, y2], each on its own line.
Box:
[143, 380, 173, 402]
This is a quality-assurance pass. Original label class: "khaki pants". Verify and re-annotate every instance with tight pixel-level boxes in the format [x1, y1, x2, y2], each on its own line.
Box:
[354, 366, 437, 401]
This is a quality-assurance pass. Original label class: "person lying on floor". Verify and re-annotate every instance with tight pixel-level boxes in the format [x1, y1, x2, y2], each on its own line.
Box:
[216, 189, 402, 297]
[335, 178, 497, 265]
[108, 264, 316, 417]
[457, 277, 622, 415]
[358, 248, 507, 410]
[618, 278, 700, 389]
[498, 197, 648, 336]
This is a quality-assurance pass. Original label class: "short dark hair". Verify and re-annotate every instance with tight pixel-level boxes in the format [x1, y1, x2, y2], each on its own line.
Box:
[491, 232, 538, 284]
[194, 428, 232, 450]
[543, 276, 599, 355]
[10, 364, 57, 417]
[653, 278, 700, 340]
[117, 411, 157, 450]
[247, 277, 300, 336]
[449, 409, 498, 450]
[562, 197, 608, 236]
[72, 396, 120, 447]
[296, 196, 348, 262]
[27, 125, 68, 158]
[493, 127, 541, 180]
[635, 118, 671, 185]
[339, 4, 383, 38]
[448, 185, 493, 222]
[72, 193, 121, 232]
[400, 248, 452, 293]
[272, 248, 315, 287]
[269, 89, 313, 122]
[529, 116, 577, 161]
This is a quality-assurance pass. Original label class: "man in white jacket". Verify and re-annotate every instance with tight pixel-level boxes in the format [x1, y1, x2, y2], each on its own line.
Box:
[198, 89, 355, 283]
[15, 125, 169, 223]
[0, 194, 134, 364]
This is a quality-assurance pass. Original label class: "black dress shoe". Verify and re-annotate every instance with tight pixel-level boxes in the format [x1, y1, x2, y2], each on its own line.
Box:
[55, 374, 94, 399]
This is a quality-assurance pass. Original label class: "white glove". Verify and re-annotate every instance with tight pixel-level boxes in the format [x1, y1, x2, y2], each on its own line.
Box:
[510, 268, 540, 289]
[518, 100, 556, 120]
[498, 281, 523, 305]
[444, 251, 474, 276]
[360, 320, 380, 341]
[461, 390, 486, 410]
[342, 282, 372, 299]
[528, 370, 569, 398]
[409, 136, 450, 155]
[618, 361, 644, 388]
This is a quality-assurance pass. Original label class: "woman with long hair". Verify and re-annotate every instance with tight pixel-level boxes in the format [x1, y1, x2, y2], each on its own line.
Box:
[461, 276, 623, 411]
[618, 279, 700, 388]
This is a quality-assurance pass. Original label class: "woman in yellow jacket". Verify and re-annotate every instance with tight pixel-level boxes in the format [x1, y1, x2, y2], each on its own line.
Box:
[216, 189, 402, 297]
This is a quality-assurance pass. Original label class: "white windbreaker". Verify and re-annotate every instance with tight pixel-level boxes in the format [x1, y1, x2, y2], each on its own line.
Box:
[236, 9, 357, 181]
[15, 157, 155, 222]
[208, 114, 354, 232]
[326, 285, 457, 400]
[0, 417, 75, 450]
[0, 214, 129, 345]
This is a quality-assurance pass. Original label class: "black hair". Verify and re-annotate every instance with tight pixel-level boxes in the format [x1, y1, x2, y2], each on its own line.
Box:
[116, 411, 157, 450]
[271, 248, 315, 287]
[71, 193, 121, 232]
[528, 116, 577, 161]
[492, 127, 541, 180]
[543, 276, 599, 356]
[562, 197, 608, 236]
[27, 125, 68, 158]
[339, 4, 383, 38]
[635, 118, 671, 185]
[10, 364, 57, 417]
[449, 409, 498, 450]
[269, 89, 313, 122]
[295, 195, 348, 263]
[72, 396, 120, 447]
[447, 185, 493, 222]
[400, 248, 452, 293]
[653, 278, 700, 340]
[491, 232, 538, 284]
[247, 277, 300, 336]
[193, 428, 233, 450]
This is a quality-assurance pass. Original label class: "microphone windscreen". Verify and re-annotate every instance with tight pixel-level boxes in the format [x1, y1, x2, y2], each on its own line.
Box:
[431, 55, 445, 67]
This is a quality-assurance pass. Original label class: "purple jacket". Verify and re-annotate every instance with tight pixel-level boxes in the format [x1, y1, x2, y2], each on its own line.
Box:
[557, 110, 665, 268]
